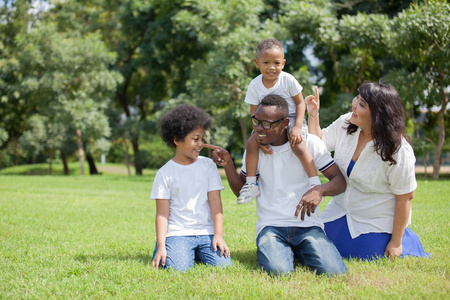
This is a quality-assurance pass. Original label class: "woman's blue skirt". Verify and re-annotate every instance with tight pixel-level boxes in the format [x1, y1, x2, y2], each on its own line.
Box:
[324, 215, 431, 260]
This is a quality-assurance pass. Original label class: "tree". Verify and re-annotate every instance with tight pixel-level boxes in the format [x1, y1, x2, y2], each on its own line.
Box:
[0, 0, 38, 166]
[16, 23, 122, 175]
[172, 0, 285, 151]
[389, 0, 449, 179]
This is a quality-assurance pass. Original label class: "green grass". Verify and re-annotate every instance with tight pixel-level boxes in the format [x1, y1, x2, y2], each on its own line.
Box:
[0, 165, 449, 299]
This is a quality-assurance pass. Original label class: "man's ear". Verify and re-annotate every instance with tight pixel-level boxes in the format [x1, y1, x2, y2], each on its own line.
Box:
[282, 118, 290, 128]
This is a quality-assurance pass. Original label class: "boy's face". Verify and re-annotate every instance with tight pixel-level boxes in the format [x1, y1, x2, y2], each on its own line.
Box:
[254, 47, 285, 83]
[173, 127, 206, 165]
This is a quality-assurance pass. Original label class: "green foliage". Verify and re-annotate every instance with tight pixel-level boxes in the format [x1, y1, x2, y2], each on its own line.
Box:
[138, 138, 175, 169]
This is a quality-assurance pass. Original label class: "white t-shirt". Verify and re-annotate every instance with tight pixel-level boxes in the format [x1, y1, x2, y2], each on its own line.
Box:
[244, 71, 303, 116]
[150, 156, 224, 237]
[241, 134, 336, 236]
[319, 113, 417, 238]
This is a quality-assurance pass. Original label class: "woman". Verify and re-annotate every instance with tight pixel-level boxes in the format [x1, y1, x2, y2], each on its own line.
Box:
[306, 81, 430, 260]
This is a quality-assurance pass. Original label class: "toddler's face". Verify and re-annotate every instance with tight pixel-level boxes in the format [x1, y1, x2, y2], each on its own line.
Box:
[254, 47, 285, 83]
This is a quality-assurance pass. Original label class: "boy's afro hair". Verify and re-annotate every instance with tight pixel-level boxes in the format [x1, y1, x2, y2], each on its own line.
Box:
[160, 104, 212, 148]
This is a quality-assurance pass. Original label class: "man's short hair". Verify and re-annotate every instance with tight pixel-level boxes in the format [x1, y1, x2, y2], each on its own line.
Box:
[257, 39, 284, 57]
[259, 95, 289, 119]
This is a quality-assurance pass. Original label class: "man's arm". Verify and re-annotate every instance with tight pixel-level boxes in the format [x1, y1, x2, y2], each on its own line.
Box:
[294, 164, 346, 220]
[204, 144, 246, 197]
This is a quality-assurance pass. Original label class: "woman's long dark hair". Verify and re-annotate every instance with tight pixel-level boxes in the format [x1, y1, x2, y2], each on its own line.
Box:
[346, 81, 407, 165]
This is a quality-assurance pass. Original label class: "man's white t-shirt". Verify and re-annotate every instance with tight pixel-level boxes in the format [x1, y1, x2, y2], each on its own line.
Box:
[319, 113, 417, 238]
[241, 134, 336, 236]
[244, 71, 303, 116]
[150, 156, 224, 237]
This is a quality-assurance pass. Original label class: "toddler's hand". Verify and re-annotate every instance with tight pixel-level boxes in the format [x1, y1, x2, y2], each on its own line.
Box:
[260, 144, 273, 155]
[289, 126, 303, 147]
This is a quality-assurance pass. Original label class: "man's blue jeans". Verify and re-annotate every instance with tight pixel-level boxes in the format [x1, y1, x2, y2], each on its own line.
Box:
[152, 235, 232, 271]
[256, 226, 347, 276]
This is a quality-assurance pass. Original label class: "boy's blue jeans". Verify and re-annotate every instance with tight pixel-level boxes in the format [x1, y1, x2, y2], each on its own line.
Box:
[152, 235, 232, 271]
[256, 226, 347, 276]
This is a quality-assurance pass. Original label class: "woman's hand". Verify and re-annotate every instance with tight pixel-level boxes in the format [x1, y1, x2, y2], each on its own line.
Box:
[385, 240, 402, 260]
[305, 86, 320, 117]
[151, 247, 167, 269]
[213, 235, 231, 258]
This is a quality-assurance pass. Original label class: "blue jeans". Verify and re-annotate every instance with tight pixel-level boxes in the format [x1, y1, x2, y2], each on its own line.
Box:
[152, 235, 232, 271]
[256, 226, 347, 276]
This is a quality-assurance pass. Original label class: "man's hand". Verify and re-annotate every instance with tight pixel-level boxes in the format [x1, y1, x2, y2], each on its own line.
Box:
[204, 144, 232, 167]
[294, 186, 323, 221]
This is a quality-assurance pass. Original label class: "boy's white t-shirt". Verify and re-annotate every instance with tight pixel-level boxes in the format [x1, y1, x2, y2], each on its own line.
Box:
[244, 71, 303, 116]
[150, 156, 224, 237]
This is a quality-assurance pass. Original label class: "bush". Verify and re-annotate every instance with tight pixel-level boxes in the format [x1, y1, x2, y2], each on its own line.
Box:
[138, 138, 175, 169]
[0, 149, 12, 169]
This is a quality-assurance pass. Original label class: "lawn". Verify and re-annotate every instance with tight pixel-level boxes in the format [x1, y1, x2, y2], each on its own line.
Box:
[0, 164, 449, 299]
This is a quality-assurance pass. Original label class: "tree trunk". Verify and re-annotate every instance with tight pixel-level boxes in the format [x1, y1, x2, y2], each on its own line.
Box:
[432, 76, 449, 180]
[86, 153, 99, 175]
[422, 154, 428, 179]
[123, 133, 131, 176]
[131, 135, 143, 175]
[48, 147, 53, 175]
[76, 128, 85, 176]
[239, 118, 248, 149]
[60, 149, 70, 175]
[13, 137, 19, 165]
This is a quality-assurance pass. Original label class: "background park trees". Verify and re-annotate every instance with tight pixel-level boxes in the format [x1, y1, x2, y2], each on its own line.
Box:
[0, 0, 448, 178]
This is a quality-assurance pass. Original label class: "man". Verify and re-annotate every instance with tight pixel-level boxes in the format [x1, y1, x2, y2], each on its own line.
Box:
[210, 95, 347, 276]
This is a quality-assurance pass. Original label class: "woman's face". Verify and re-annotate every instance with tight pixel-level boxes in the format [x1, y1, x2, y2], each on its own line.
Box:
[350, 94, 372, 130]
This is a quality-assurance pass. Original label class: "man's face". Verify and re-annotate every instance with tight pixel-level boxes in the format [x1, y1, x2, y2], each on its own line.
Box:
[253, 105, 289, 146]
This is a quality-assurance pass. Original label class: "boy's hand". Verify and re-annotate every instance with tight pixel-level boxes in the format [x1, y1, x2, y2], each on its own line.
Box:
[213, 235, 231, 258]
[305, 86, 320, 117]
[289, 126, 303, 147]
[151, 248, 167, 270]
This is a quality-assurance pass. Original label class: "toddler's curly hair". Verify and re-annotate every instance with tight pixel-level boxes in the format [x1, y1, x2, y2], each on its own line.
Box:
[160, 104, 212, 148]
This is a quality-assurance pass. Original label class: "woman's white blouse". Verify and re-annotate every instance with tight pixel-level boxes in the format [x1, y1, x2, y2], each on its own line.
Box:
[319, 113, 417, 238]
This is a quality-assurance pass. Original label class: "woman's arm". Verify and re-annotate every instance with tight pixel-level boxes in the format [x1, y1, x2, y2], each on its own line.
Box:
[385, 191, 414, 258]
[151, 199, 170, 269]
[208, 190, 230, 258]
[306, 86, 322, 138]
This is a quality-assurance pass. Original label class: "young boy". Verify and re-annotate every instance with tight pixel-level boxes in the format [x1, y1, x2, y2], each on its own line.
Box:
[238, 38, 320, 204]
[150, 104, 232, 271]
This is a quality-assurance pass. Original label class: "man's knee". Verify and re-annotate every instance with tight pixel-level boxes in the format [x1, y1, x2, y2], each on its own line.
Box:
[256, 227, 294, 276]
[300, 228, 347, 276]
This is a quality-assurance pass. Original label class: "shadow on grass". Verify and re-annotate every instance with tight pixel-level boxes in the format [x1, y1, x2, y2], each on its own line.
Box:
[75, 253, 153, 265]
[231, 249, 259, 270]
[74, 250, 261, 270]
